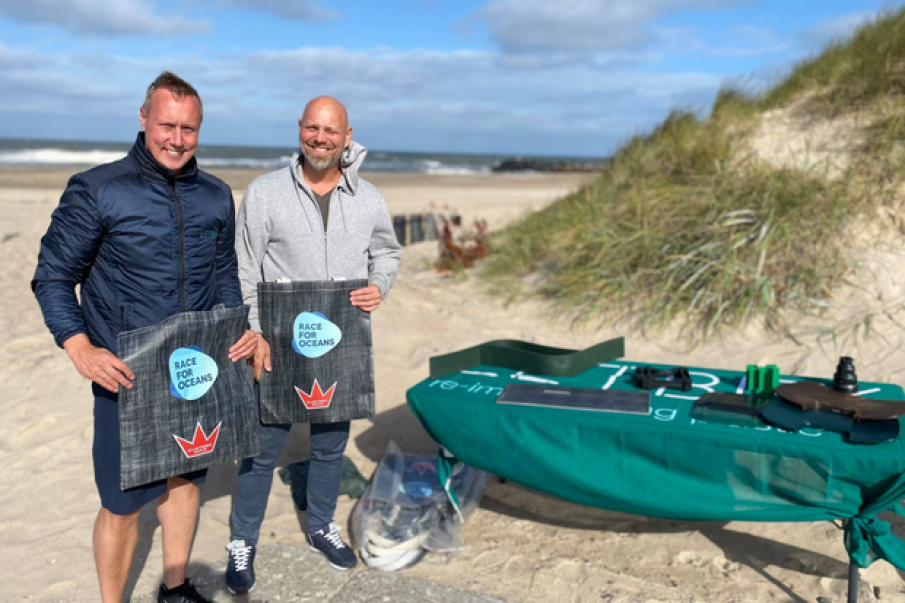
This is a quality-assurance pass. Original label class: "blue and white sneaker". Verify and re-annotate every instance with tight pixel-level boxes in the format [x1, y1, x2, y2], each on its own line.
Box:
[307, 522, 358, 570]
[225, 539, 256, 594]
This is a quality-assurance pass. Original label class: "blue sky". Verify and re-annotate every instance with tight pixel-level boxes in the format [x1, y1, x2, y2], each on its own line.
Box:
[0, 0, 899, 157]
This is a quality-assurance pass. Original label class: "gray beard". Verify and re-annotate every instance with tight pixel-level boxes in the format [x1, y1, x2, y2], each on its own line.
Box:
[302, 146, 341, 171]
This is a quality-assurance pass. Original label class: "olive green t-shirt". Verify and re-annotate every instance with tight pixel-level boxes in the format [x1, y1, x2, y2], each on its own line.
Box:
[313, 188, 334, 232]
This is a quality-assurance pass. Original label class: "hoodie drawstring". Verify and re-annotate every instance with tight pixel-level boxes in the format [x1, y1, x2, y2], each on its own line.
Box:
[338, 189, 348, 233]
[290, 169, 316, 232]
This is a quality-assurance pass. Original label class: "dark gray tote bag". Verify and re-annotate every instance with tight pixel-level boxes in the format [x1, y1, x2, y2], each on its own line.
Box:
[117, 305, 260, 489]
[258, 280, 375, 425]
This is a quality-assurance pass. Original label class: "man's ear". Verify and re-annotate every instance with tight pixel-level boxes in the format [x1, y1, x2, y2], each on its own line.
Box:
[139, 107, 148, 132]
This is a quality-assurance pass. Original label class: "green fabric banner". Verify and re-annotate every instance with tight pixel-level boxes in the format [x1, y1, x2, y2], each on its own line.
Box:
[428, 338, 624, 379]
[407, 359, 905, 569]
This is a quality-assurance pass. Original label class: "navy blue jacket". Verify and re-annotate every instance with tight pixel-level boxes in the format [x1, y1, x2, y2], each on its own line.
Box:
[32, 133, 243, 355]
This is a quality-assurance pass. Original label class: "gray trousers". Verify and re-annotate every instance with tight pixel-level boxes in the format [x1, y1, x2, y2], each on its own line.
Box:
[230, 420, 351, 544]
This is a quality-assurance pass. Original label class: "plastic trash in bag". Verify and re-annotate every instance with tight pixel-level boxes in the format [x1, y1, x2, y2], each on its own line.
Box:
[351, 441, 488, 572]
[278, 455, 369, 511]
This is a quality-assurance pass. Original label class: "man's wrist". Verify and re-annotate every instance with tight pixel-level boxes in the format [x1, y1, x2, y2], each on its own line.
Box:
[62, 333, 91, 357]
[369, 280, 386, 298]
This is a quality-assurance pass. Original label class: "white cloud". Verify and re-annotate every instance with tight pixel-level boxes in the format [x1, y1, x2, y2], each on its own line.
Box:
[467, 0, 747, 52]
[0, 42, 723, 155]
[0, 0, 209, 37]
[0, 45, 211, 117]
[11, 27, 728, 154]
[216, 0, 339, 21]
[703, 24, 792, 57]
[223, 46, 722, 153]
[797, 11, 876, 50]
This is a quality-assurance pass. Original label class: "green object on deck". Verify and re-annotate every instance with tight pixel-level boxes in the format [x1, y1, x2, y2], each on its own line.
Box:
[408, 359, 905, 571]
[746, 364, 780, 395]
[428, 337, 625, 379]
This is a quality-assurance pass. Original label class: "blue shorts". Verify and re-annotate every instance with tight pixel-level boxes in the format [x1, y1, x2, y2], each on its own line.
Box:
[93, 385, 206, 516]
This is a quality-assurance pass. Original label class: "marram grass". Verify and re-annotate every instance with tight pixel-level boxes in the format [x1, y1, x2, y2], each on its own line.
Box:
[483, 111, 866, 336]
[761, 8, 905, 114]
[482, 8, 905, 336]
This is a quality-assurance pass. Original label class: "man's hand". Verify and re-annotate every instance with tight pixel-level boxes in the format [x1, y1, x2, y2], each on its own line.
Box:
[350, 284, 382, 312]
[63, 333, 134, 393]
[251, 333, 272, 381]
[229, 329, 258, 362]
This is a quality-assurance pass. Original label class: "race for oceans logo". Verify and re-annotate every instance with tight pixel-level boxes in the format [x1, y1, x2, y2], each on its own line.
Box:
[173, 422, 222, 458]
[294, 379, 337, 409]
[169, 347, 219, 400]
[292, 312, 342, 358]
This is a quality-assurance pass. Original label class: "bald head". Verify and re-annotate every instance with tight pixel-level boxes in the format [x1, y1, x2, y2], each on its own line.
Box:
[302, 96, 348, 130]
[298, 96, 352, 173]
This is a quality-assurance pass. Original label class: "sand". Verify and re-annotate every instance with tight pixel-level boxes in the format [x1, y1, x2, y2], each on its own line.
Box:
[3, 165, 905, 602]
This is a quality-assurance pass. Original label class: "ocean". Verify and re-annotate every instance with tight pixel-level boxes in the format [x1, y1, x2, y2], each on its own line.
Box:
[0, 138, 584, 175]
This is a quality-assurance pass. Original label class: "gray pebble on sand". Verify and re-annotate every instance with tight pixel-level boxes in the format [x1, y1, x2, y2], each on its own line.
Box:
[132, 543, 507, 602]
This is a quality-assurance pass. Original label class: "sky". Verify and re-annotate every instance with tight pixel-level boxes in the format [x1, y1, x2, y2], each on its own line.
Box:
[0, 0, 900, 157]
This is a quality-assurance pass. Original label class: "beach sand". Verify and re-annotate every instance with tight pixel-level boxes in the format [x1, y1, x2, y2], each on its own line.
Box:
[3, 166, 905, 602]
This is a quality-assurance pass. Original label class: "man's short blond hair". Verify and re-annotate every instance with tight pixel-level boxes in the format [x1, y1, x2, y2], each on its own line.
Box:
[142, 71, 204, 122]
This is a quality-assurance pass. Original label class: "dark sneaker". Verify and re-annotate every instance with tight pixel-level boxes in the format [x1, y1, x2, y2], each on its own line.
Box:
[225, 539, 256, 595]
[307, 522, 358, 570]
[157, 578, 214, 603]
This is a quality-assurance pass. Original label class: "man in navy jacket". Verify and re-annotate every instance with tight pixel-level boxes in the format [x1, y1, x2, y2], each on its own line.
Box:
[32, 72, 256, 603]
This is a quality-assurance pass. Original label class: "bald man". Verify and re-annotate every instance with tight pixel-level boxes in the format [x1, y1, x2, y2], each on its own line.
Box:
[225, 97, 401, 592]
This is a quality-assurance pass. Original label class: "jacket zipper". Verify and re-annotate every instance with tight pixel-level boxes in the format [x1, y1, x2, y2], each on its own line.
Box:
[312, 188, 330, 279]
[323, 190, 330, 279]
[296, 170, 332, 280]
[169, 179, 187, 312]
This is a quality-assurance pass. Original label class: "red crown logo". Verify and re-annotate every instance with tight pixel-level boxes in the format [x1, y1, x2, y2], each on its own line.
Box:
[173, 422, 222, 459]
[295, 379, 337, 409]
[410, 461, 436, 476]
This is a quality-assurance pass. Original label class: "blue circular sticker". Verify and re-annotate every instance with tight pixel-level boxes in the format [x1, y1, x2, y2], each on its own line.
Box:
[292, 311, 342, 358]
[401, 481, 434, 500]
[169, 346, 219, 400]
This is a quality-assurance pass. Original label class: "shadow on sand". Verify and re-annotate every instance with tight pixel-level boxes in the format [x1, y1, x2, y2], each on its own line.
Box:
[354, 400, 905, 603]
[122, 425, 321, 601]
[353, 401, 437, 463]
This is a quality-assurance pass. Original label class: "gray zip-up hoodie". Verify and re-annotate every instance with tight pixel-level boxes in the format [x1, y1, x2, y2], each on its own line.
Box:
[236, 141, 402, 331]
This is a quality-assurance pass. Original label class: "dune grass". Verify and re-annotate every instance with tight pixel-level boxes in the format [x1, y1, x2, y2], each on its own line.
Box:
[480, 10, 905, 335]
[484, 111, 862, 335]
[761, 8, 905, 114]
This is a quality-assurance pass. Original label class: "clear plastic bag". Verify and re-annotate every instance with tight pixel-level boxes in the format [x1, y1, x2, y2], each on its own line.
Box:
[351, 441, 487, 571]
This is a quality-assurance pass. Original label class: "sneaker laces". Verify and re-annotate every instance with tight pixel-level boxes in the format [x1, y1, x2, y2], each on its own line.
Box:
[228, 540, 252, 571]
[321, 523, 346, 549]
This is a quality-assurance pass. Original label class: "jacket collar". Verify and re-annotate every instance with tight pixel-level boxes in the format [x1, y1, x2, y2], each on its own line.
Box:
[129, 132, 198, 182]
